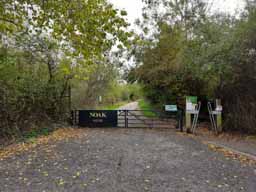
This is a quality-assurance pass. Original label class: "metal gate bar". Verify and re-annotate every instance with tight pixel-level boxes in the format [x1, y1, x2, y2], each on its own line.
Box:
[117, 110, 182, 129]
[71, 109, 183, 131]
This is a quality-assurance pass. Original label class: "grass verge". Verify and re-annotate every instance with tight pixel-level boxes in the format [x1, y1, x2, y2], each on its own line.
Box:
[138, 99, 157, 117]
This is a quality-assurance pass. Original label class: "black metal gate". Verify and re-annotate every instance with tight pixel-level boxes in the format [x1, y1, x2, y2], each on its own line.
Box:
[71, 109, 183, 131]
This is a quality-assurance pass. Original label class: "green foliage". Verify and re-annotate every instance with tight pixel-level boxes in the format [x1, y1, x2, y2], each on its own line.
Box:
[135, 23, 201, 106]
[24, 128, 50, 140]
[0, 0, 131, 61]
[97, 83, 142, 109]
[217, 7, 256, 133]
[138, 100, 153, 110]
[138, 99, 157, 117]
[133, 1, 256, 133]
[0, 0, 132, 139]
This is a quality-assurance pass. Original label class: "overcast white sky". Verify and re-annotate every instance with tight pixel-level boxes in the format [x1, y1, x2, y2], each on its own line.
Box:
[109, 0, 246, 27]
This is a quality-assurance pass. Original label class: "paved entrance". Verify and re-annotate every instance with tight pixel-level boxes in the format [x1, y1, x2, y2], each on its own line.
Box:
[0, 128, 255, 192]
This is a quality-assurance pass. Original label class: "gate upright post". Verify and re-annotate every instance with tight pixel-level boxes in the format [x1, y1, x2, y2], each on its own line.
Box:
[180, 109, 184, 132]
[71, 110, 73, 125]
[71, 110, 76, 126]
[125, 110, 128, 128]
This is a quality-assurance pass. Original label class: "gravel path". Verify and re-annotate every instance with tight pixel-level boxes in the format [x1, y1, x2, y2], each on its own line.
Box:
[118, 101, 139, 110]
[196, 127, 256, 157]
[0, 128, 255, 192]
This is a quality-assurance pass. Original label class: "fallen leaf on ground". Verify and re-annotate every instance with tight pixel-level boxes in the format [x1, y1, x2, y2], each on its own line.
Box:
[207, 143, 256, 165]
[0, 128, 86, 160]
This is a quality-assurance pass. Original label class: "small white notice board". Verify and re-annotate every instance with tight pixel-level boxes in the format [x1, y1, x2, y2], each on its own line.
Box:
[165, 105, 178, 112]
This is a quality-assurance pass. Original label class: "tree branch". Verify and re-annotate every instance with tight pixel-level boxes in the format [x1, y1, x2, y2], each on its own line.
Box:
[0, 17, 18, 26]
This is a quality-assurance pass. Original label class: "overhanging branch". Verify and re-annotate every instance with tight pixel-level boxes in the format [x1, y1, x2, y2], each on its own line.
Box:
[0, 17, 18, 26]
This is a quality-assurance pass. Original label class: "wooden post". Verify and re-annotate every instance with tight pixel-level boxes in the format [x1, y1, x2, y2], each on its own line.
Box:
[185, 96, 197, 133]
[215, 99, 223, 133]
[186, 112, 191, 133]
[217, 113, 222, 133]
[180, 109, 184, 132]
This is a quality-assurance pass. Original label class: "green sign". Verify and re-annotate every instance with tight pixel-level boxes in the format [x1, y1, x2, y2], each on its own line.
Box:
[186, 96, 198, 104]
[165, 105, 178, 112]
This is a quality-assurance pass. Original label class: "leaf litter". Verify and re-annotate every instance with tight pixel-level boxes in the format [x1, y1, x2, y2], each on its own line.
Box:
[0, 128, 86, 160]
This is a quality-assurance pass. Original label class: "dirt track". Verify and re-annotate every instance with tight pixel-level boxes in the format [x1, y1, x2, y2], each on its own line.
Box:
[0, 128, 255, 192]
[118, 101, 139, 110]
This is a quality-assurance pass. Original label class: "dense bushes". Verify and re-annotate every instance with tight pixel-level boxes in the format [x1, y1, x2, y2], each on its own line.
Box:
[132, 1, 256, 133]
[103, 83, 142, 105]
[71, 60, 142, 110]
[218, 9, 256, 133]
[0, 47, 70, 138]
[0, 0, 131, 139]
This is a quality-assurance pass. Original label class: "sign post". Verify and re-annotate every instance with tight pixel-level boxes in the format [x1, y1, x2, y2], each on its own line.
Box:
[165, 104, 183, 131]
[186, 96, 198, 133]
[215, 99, 223, 132]
[207, 99, 223, 134]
